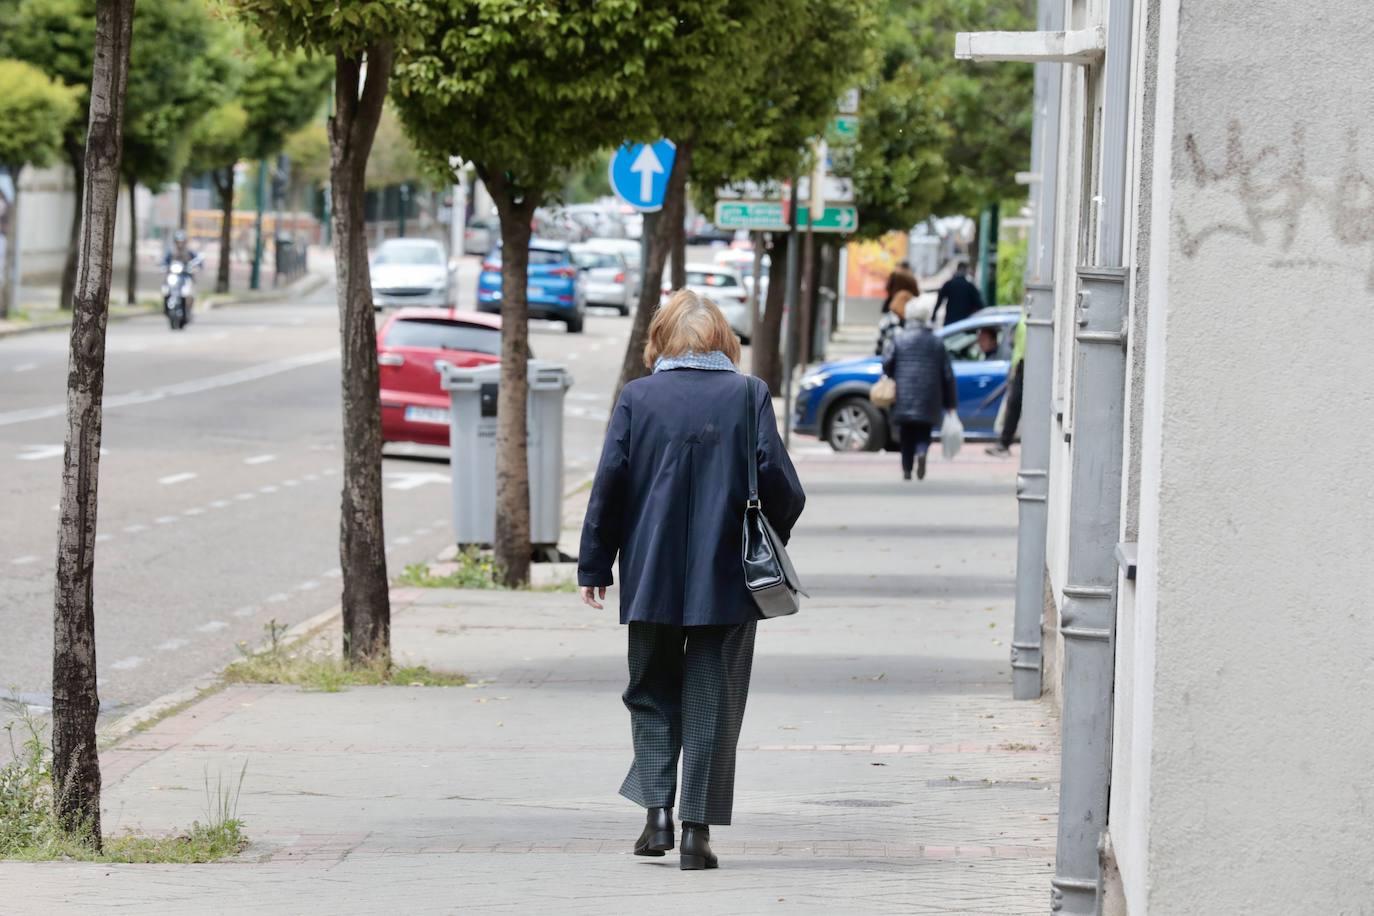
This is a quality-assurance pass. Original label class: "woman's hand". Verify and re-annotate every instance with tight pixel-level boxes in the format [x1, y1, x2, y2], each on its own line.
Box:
[580, 586, 606, 609]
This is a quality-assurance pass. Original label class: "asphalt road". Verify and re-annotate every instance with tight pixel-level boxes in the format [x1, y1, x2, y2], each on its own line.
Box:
[0, 272, 633, 734]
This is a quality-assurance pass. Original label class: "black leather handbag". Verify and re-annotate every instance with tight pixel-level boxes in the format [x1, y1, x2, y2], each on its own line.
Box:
[741, 378, 807, 617]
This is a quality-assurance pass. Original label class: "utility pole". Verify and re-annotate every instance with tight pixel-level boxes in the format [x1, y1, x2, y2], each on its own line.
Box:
[250, 158, 267, 291]
[781, 177, 800, 448]
[398, 183, 409, 238]
[798, 139, 824, 369]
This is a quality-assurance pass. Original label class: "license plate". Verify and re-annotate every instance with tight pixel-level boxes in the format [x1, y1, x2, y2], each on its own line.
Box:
[527, 285, 545, 298]
[404, 406, 451, 425]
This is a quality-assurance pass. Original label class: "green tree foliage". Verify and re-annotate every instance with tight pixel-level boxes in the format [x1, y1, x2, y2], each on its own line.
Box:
[0, 59, 81, 170]
[560, 150, 612, 204]
[848, 0, 1033, 237]
[393, 0, 686, 587]
[365, 105, 424, 191]
[238, 46, 330, 162]
[0, 58, 82, 317]
[283, 119, 330, 189]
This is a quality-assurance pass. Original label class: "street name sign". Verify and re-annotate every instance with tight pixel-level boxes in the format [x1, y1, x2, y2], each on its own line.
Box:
[828, 115, 859, 141]
[714, 200, 789, 231]
[800, 205, 858, 233]
[609, 139, 676, 212]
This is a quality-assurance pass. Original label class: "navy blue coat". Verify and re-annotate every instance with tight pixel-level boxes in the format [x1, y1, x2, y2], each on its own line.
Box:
[578, 369, 806, 627]
[882, 327, 958, 425]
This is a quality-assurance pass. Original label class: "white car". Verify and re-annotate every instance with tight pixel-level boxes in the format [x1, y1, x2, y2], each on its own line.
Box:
[370, 238, 454, 309]
[575, 238, 643, 314]
[571, 243, 632, 315]
[713, 247, 771, 304]
[667, 262, 755, 342]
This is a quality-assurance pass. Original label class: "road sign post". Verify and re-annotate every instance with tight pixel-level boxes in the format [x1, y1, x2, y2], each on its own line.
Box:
[608, 140, 677, 212]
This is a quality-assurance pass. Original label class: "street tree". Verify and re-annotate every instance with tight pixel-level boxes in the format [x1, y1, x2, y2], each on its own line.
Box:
[187, 102, 249, 293]
[393, 0, 677, 586]
[232, 0, 428, 663]
[0, 59, 81, 319]
[848, 0, 1032, 238]
[687, 0, 878, 394]
[51, 0, 136, 848]
[0, 0, 98, 311]
[121, 0, 235, 304]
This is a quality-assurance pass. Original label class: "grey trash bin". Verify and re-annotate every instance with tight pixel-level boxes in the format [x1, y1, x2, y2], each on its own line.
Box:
[440, 360, 573, 551]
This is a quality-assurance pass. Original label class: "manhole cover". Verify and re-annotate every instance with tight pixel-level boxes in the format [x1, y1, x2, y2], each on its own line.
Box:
[804, 799, 904, 808]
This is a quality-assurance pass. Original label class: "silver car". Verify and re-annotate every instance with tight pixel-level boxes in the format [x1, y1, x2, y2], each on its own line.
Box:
[674, 263, 754, 342]
[371, 238, 454, 309]
[571, 244, 632, 315]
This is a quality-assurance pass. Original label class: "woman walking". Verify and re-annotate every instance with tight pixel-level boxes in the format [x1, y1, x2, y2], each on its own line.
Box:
[882, 297, 957, 481]
[578, 290, 806, 870]
[875, 267, 920, 355]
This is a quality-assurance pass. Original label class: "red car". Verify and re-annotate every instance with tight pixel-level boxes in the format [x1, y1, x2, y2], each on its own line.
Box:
[378, 308, 503, 447]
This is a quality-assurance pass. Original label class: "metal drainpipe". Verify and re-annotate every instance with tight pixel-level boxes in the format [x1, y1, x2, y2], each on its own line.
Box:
[1010, 0, 1064, 701]
[1051, 0, 1134, 908]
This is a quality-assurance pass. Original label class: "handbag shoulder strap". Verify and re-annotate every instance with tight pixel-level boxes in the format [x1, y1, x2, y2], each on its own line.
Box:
[744, 376, 759, 505]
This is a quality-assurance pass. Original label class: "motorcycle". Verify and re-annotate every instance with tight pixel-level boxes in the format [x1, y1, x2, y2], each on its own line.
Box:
[162, 253, 203, 330]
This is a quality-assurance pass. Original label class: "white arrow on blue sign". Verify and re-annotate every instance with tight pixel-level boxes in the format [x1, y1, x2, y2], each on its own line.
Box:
[608, 139, 676, 212]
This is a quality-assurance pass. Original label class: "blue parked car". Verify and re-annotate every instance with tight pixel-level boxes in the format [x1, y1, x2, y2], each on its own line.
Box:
[477, 239, 587, 333]
[794, 307, 1020, 451]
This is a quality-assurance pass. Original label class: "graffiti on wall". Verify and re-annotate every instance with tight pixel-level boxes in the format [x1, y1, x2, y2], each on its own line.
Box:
[1178, 120, 1374, 289]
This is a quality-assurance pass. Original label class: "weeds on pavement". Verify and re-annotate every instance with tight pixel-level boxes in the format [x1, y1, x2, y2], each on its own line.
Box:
[224, 620, 467, 692]
[0, 712, 247, 862]
[395, 548, 577, 593]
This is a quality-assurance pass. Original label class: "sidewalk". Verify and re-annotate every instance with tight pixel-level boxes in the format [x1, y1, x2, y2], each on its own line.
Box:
[0, 449, 1056, 914]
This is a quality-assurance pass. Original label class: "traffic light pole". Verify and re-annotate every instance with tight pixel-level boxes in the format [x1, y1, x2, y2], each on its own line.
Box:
[250, 159, 267, 291]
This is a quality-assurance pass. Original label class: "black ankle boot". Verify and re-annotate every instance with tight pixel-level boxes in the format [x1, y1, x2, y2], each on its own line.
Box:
[634, 807, 674, 856]
[679, 822, 718, 870]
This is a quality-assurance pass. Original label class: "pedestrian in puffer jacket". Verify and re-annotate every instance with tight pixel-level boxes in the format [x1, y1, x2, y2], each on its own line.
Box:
[881, 297, 957, 480]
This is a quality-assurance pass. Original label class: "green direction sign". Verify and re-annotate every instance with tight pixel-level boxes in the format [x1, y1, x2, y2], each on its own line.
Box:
[801, 205, 858, 234]
[828, 114, 859, 142]
[714, 200, 789, 231]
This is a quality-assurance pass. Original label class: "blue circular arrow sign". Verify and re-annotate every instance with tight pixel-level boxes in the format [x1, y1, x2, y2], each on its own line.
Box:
[608, 139, 676, 212]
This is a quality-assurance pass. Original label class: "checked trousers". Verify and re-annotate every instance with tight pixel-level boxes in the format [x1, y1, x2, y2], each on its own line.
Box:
[619, 621, 757, 826]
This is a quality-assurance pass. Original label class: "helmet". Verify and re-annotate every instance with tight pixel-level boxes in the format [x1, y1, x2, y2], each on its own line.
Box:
[172, 229, 188, 245]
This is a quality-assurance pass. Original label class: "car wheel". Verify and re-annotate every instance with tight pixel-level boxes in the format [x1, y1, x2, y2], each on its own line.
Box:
[618, 303, 630, 316]
[825, 398, 885, 452]
[565, 313, 585, 334]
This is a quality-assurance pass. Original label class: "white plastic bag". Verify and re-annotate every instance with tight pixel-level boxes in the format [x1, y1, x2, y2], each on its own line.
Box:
[941, 411, 964, 460]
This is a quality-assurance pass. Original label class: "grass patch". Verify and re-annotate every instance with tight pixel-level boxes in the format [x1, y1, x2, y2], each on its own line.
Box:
[0, 714, 247, 862]
[395, 548, 577, 593]
[223, 619, 466, 692]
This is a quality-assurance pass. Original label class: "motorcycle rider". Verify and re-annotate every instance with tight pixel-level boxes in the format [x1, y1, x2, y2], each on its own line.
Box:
[162, 230, 203, 326]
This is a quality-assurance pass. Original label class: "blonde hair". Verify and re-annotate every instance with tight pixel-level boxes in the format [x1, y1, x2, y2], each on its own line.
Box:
[643, 289, 742, 368]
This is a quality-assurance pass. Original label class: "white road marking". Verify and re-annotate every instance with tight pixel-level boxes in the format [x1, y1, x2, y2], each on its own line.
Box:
[110, 656, 143, 671]
[433, 517, 446, 526]
[232, 605, 257, 618]
[12, 362, 38, 373]
[244, 454, 276, 465]
[196, 620, 228, 633]
[412, 526, 431, 535]
[183, 507, 205, 516]
[566, 405, 610, 422]
[11, 555, 38, 565]
[297, 580, 320, 591]
[322, 567, 342, 579]
[320, 467, 337, 476]
[384, 471, 449, 491]
[282, 479, 300, 487]
[209, 500, 230, 509]
[234, 492, 255, 501]
[265, 592, 289, 603]
[95, 533, 113, 543]
[258, 485, 278, 494]
[0, 348, 340, 428]
[394, 536, 413, 546]
[17, 445, 66, 461]
[159, 472, 197, 485]
[154, 515, 179, 525]
[156, 638, 190, 652]
[123, 524, 148, 534]
[302, 473, 318, 482]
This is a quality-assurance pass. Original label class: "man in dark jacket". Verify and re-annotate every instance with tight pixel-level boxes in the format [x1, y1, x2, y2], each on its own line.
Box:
[934, 261, 985, 327]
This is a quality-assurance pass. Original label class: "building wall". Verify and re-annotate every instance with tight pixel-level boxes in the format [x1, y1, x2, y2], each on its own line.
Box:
[1128, 0, 1374, 910]
[16, 164, 132, 294]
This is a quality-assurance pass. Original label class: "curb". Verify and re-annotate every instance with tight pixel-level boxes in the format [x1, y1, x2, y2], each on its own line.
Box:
[98, 603, 342, 748]
[0, 306, 159, 341]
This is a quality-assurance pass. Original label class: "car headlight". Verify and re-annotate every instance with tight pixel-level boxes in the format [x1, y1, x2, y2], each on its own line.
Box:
[800, 372, 829, 391]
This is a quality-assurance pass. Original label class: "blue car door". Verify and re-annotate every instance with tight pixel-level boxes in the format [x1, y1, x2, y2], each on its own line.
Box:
[940, 316, 1013, 434]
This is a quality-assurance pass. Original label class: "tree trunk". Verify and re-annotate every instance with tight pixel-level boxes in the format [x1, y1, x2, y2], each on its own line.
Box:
[126, 181, 137, 305]
[59, 140, 85, 311]
[483, 167, 538, 588]
[178, 172, 189, 231]
[328, 45, 394, 665]
[215, 168, 233, 294]
[752, 233, 788, 395]
[614, 139, 693, 402]
[0, 179, 17, 320]
[52, 0, 135, 850]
